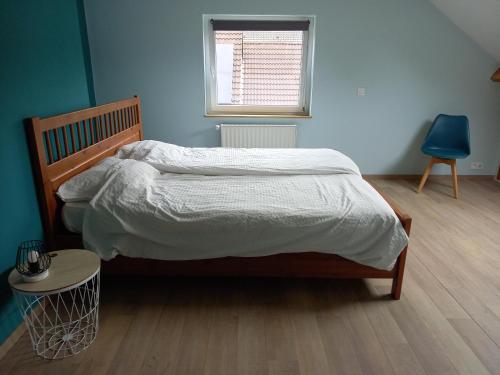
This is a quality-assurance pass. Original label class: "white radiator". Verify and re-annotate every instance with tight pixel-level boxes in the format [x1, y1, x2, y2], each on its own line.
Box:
[218, 124, 297, 148]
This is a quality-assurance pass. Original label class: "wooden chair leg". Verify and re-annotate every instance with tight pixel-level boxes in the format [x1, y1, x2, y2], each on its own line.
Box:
[451, 159, 458, 199]
[417, 158, 434, 193]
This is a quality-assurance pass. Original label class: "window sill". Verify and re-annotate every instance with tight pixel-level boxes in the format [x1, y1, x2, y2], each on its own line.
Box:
[205, 112, 312, 119]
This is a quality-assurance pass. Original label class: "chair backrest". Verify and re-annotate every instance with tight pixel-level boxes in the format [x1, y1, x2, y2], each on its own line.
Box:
[422, 114, 470, 154]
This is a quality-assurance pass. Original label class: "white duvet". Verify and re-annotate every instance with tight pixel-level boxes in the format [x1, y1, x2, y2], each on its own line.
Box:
[79, 142, 408, 270]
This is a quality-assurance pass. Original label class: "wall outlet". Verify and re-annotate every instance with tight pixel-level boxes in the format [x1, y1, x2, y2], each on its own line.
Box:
[470, 162, 484, 170]
[356, 88, 366, 96]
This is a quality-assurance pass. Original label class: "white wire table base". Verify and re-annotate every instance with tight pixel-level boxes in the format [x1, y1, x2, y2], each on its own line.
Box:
[13, 272, 100, 360]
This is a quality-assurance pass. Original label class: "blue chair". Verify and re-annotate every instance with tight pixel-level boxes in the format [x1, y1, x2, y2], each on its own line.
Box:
[417, 114, 470, 199]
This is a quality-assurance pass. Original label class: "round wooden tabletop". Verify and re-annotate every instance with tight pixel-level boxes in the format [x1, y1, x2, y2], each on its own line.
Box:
[8, 249, 101, 295]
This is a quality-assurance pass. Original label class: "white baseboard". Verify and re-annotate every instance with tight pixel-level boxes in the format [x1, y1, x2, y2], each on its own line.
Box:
[364, 174, 495, 180]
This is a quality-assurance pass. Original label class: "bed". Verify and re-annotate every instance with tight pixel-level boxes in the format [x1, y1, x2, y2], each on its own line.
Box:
[27, 96, 411, 299]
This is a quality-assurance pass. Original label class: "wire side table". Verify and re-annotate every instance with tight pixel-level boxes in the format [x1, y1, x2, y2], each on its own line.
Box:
[8, 249, 101, 360]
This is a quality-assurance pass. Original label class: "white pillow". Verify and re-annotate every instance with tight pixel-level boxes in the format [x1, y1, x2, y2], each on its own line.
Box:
[57, 157, 122, 202]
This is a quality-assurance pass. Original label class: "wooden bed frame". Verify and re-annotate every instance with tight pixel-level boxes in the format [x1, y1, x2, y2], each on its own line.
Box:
[26, 96, 412, 299]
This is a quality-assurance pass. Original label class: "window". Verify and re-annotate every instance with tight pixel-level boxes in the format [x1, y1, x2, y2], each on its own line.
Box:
[203, 15, 316, 117]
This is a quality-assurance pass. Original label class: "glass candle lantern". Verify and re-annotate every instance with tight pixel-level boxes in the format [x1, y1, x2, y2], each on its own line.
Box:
[16, 240, 52, 282]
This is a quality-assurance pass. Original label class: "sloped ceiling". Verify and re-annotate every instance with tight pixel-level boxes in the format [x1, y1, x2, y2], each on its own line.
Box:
[429, 0, 500, 62]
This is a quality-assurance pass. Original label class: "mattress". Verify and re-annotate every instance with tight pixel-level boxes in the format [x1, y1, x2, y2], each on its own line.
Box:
[61, 202, 89, 233]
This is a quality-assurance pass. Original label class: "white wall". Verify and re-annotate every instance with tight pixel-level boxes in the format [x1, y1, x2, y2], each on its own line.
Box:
[429, 0, 500, 62]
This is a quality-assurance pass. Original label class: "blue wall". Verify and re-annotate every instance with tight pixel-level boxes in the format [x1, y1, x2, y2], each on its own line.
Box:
[84, 0, 500, 175]
[0, 0, 93, 344]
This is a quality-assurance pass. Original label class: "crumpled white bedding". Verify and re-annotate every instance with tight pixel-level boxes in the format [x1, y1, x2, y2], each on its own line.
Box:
[117, 140, 361, 176]
[61, 201, 89, 233]
[80, 144, 409, 270]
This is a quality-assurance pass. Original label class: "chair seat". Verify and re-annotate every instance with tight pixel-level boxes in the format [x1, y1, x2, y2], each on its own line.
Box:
[421, 146, 469, 159]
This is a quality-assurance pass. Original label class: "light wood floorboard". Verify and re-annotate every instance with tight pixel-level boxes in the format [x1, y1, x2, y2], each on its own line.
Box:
[1, 178, 499, 374]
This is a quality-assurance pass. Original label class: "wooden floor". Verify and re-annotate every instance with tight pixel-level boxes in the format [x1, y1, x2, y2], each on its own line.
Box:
[2, 178, 500, 375]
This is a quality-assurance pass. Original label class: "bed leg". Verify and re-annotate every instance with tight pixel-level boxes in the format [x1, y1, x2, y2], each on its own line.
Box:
[391, 248, 408, 300]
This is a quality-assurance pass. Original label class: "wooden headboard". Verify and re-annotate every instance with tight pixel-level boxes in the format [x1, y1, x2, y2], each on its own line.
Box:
[27, 96, 144, 249]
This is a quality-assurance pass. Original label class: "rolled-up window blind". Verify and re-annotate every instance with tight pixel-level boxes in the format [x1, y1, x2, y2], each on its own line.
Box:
[211, 19, 309, 31]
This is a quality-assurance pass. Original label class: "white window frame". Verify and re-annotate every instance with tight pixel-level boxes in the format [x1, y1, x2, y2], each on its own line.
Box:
[203, 14, 316, 118]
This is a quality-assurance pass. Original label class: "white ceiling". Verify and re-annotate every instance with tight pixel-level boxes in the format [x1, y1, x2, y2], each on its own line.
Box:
[429, 0, 500, 62]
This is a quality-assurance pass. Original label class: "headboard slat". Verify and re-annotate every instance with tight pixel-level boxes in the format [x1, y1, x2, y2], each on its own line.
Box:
[70, 123, 77, 153]
[77, 121, 84, 150]
[54, 128, 62, 160]
[27, 96, 144, 249]
[62, 126, 69, 157]
[83, 120, 89, 147]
